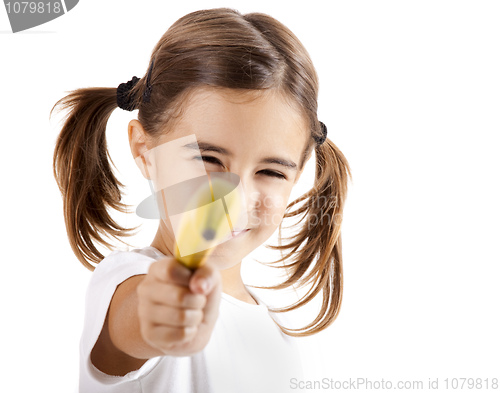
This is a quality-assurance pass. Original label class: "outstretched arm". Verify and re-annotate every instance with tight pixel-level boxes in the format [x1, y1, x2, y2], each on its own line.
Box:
[90, 257, 222, 376]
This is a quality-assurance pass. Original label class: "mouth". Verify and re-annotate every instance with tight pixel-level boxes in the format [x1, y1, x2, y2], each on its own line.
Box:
[218, 228, 252, 243]
[231, 228, 251, 237]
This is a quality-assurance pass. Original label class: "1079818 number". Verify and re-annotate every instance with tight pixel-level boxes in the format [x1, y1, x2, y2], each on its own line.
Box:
[5, 2, 62, 14]
[444, 378, 498, 390]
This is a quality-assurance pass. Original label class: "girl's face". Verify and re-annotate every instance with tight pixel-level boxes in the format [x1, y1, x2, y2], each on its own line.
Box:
[136, 87, 311, 270]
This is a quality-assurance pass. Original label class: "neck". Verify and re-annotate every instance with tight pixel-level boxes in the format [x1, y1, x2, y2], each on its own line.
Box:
[219, 262, 256, 304]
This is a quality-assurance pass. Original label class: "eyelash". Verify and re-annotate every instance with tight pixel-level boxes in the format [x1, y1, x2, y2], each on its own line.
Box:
[195, 156, 287, 180]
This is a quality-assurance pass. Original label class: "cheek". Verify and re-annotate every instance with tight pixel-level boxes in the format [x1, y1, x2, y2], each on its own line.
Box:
[259, 193, 288, 228]
[262, 193, 287, 211]
[247, 187, 293, 229]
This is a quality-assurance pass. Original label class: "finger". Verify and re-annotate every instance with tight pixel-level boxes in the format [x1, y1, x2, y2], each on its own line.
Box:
[143, 304, 204, 327]
[147, 324, 198, 345]
[138, 281, 207, 309]
[201, 277, 221, 326]
[199, 269, 222, 326]
[149, 257, 192, 286]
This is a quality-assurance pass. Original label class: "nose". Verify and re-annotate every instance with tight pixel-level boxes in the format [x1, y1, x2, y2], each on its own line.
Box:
[236, 175, 261, 229]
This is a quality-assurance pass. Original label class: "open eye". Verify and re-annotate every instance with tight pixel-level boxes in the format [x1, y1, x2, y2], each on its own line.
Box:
[194, 156, 287, 180]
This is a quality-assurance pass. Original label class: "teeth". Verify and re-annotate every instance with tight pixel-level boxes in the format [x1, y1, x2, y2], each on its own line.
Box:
[230, 230, 244, 237]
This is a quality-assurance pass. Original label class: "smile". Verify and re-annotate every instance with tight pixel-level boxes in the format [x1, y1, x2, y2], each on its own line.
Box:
[231, 229, 250, 237]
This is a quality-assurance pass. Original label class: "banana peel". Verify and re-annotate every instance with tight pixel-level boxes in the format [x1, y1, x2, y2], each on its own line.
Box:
[173, 174, 241, 270]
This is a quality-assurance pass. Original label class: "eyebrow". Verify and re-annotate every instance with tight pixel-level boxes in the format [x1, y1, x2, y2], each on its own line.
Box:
[183, 141, 297, 171]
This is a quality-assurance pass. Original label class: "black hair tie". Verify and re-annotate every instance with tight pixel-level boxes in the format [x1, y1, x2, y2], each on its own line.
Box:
[116, 76, 140, 111]
[314, 121, 328, 146]
[116, 59, 155, 111]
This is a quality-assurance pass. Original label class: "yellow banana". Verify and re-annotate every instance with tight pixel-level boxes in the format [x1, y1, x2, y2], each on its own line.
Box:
[173, 174, 241, 270]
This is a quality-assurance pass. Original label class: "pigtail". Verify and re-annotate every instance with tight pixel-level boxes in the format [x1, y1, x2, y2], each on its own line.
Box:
[252, 137, 352, 337]
[51, 87, 140, 270]
[49, 8, 352, 335]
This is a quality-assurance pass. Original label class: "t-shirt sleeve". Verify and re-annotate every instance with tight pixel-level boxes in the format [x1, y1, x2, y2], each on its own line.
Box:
[79, 249, 162, 390]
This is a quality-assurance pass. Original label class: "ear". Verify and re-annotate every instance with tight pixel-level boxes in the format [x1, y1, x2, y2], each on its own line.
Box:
[128, 119, 153, 179]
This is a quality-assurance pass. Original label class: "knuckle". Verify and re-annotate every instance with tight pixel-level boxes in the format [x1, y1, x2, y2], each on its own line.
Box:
[196, 309, 204, 324]
[176, 309, 187, 324]
[180, 326, 197, 341]
[162, 306, 172, 323]
[150, 305, 167, 324]
[196, 294, 207, 308]
[165, 262, 178, 281]
[191, 309, 203, 325]
[156, 326, 172, 344]
[183, 293, 206, 309]
[166, 327, 184, 343]
[175, 289, 187, 306]
[148, 260, 161, 276]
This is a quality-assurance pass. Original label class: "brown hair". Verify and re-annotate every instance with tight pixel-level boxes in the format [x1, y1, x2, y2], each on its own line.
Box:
[51, 7, 352, 336]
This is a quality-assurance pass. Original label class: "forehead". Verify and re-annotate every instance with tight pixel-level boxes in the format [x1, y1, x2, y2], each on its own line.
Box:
[163, 86, 309, 159]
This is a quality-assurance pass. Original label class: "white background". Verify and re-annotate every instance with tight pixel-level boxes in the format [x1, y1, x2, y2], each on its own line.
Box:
[1, 1, 499, 392]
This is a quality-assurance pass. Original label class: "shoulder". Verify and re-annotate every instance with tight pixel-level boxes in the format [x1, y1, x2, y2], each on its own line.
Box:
[96, 245, 165, 270]
[90, 246, 164, 284]
[83, 246, 164, 315]
[80, 246, 165, 354]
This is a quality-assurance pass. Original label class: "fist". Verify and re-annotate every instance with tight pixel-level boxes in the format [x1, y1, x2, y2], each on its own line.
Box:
[136, 257, 222, 356]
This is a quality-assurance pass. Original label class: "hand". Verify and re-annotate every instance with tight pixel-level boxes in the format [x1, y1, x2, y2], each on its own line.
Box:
[136, 256, 221, 356]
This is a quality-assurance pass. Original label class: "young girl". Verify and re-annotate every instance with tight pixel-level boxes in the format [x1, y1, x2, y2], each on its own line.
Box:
[52, 7, 351, 393]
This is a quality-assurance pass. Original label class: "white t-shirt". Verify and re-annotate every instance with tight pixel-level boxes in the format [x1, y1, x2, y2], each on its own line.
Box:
[79, 246, 304, 392]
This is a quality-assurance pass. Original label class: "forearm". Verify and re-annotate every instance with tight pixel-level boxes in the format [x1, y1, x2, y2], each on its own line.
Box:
[91, 275, 163, 376]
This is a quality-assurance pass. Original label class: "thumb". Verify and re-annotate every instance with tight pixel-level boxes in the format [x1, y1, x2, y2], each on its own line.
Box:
[189, 260, 220, 295]
[191, 260, 222, 328]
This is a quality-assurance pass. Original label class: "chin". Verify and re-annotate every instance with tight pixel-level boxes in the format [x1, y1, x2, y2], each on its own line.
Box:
[203, 252, 242, 270]
[205, 236, 254, 268]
